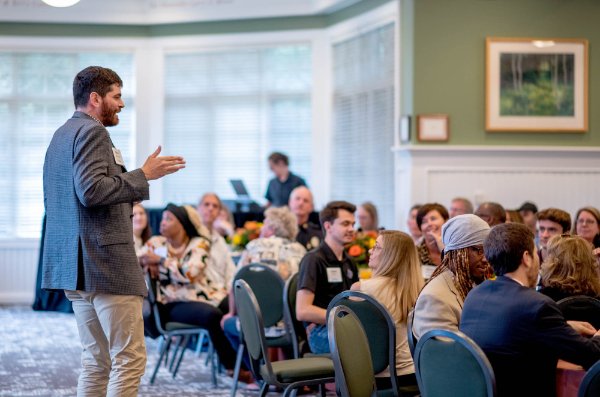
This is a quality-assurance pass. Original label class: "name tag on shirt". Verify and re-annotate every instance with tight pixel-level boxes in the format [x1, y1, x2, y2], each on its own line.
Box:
[154, 246, 167, 258]
[326, 267, 343, 283]
[112, 147, 125, 166]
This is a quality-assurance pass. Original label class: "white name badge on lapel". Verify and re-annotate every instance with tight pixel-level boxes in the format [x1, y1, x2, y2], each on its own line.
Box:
[112, 147, 125, 166]
[326, 267, 343, 283]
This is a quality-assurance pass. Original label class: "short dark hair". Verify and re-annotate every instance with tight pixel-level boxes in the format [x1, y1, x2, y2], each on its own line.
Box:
[537, 208, 571, 233]
[484, 223, 534, 276]
[73, 66, 123, 108]
[319, 200, 356, 230]
[268, 152, 289, 166]
[416, 203, 449, 230]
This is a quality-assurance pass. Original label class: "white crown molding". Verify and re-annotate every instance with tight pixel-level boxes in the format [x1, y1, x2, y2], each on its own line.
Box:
[392, 144, 600, 154]
[0, 0, 359, 25]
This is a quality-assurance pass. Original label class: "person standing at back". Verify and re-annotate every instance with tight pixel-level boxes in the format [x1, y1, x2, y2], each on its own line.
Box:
[42, 66, 185, 397]
[264, 151, 306, 207]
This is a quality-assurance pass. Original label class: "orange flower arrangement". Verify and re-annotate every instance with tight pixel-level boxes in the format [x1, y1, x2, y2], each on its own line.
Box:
[227, 221, 262, 251]
[345, 230, 378, 268]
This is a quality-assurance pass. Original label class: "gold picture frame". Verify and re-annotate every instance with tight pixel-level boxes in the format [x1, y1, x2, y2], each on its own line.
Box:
[417, 114, 449, 142]
[485, 37, 588, 132]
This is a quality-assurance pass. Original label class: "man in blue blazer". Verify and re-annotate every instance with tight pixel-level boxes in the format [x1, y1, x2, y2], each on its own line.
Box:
[460, 223, 600, 397]
[42, 66, 185, 396]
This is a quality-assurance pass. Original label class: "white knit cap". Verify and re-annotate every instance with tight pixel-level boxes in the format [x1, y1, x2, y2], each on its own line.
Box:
[442, 214, 491, 252]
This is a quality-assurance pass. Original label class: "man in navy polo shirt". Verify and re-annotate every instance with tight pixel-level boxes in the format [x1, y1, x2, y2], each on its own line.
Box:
[296, 200, 358, 354]
[264, 152, 306, 207]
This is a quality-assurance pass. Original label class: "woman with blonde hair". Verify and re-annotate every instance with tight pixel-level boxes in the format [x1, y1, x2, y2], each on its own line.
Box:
[351, 230, 423, 391]
[539, 234, 600, 302]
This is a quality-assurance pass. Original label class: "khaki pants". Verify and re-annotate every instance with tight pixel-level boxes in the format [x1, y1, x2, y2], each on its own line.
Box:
[65, 290, 147, 397]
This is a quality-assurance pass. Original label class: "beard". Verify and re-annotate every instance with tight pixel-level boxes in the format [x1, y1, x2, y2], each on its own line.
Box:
[100, 102, 119, 127]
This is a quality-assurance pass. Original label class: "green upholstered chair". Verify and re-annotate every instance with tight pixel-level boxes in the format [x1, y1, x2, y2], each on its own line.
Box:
[414, 329, 496, 397]
[579, 359, 600, 397]
[328, 290, 420, 397]
[229, 263, 294, 397]
[407, 308, 417, 359]
[283, 271, 312, 359]
[144, 274, 216, 386]
[234, 279, 335, 397]
[328, 305, 377, 397]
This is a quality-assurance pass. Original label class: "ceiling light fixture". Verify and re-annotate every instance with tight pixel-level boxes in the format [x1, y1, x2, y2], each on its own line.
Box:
[41, 0, 81, 7]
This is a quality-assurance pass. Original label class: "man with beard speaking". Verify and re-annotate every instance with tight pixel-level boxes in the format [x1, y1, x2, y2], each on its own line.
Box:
[42, 66, 186, 396]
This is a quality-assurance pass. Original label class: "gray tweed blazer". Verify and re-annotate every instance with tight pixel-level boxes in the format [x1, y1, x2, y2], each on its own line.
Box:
[42, 111, 149, 296]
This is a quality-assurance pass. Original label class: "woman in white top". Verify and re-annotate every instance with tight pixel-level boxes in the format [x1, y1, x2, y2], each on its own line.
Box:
[351, 230, 423, 391]
[132, 203, 152, 256]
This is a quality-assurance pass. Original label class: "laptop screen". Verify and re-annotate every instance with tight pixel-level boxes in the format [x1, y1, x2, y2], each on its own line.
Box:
[230, 179, 250, 197]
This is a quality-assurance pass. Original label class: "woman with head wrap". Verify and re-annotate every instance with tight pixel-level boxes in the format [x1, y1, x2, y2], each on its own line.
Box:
[412, 214, 493, 340]
[138, 203, 237, 373]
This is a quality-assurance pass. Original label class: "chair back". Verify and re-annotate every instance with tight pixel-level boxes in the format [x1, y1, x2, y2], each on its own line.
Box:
[234, 279, 274, 379]
[234, 263, 285, 328]
[557, 295, 600, 330]
[328, 305, 376, 397]
[407, 308, 417, 358]
[327, 291, 397, 378]
[144, 273, 168, 336]
[283, 272, 304, 358]
[579, 359, 600, 397]
[414, 329, 496, 397]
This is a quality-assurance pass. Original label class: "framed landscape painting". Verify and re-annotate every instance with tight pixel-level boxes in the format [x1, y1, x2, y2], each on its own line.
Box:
[485, 37, 588, 132]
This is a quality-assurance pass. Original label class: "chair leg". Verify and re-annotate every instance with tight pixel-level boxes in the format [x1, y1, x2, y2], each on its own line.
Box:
[150, 336, 172, 384]
[230, 343, 245, 397]
[259, 382, 269, 397]
[195, 331, 207, 357]
[319, 383, 326, 397]
[169, 336, 185, 372]
[172, 334, 190, 379]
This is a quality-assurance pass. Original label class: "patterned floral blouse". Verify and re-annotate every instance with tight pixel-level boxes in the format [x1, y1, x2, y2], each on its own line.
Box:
[143, 235, 228, 306]
[240, 236, 307, 280]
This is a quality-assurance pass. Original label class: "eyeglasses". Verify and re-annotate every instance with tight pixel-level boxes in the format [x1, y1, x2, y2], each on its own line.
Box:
[577, 219, 597, 226]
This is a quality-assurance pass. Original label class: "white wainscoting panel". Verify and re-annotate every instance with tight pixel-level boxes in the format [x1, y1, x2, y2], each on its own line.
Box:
[393, 145, 600, 232]
[0, 239, 39, 304]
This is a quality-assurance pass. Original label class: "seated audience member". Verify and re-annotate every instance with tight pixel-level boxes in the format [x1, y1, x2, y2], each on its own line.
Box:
[460, 223, 600, 397]
[415, 203, 449, 278]
[296, 201, 359, 354]
[539, 234, 600, 302]
[238, 206, 306, 280]
[518, 201, 539, 236]
[407, 204, 422, 244]
[474, 201, 506, 227]
[138, 204, 237, 373]
[265, 151, 306, 208]
[289, 186, 323, 251]
[572, 206, 600, 248]
[197, 193, 236, 296]
[221, 206, 306, 370]
[351, 231, 423, 391]
[412, 214, 491, 339]
[537, 208, 571, 261]
[132, 203, 152, 256]
[357, 201, 382, 233]
[214, 205, 235, 239]
[505, 209, 524, 224]
[449, 197, 474, 218]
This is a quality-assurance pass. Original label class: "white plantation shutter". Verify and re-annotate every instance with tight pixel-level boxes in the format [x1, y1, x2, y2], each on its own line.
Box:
[331, 23, 396, 228]
[0, 52, 135, 238]
[162, 45, 312, 205]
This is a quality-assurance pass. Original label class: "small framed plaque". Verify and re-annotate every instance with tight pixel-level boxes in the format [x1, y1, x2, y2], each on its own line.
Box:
[417, 114, 449, 142]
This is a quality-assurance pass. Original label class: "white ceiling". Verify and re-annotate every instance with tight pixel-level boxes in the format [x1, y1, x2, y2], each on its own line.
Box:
[0, 0, 361, 25]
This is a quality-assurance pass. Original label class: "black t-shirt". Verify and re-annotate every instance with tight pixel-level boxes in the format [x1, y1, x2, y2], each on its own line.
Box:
[296, 221, 323, 251]
[264, 172, 306, 207]
[297, 242, 358, 310]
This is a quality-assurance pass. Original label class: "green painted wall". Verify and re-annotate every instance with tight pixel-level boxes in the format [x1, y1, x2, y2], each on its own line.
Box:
[413, 0, 599, 146]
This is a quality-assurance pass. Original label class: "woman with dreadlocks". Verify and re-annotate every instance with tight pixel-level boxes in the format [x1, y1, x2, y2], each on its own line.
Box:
[411, 214, 493, 340]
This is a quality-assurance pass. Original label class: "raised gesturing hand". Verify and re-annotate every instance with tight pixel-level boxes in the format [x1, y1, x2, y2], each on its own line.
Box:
[141, 146, 186, 181]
